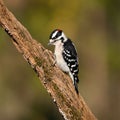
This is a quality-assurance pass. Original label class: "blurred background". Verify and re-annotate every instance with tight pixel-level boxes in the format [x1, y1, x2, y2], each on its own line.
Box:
[0, 0, 120, 120]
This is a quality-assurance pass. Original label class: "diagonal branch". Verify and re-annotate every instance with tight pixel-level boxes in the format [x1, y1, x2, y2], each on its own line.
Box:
[0, 0, 97, 120]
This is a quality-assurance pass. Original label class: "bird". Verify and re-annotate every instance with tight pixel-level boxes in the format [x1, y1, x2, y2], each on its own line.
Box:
[48, 29, 79, 94]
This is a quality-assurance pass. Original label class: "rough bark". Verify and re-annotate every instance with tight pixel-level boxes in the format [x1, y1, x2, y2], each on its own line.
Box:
[0, 0, 97, 120]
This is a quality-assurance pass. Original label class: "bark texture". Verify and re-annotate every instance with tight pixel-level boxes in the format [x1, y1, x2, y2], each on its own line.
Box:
[0, 0, 97, 120]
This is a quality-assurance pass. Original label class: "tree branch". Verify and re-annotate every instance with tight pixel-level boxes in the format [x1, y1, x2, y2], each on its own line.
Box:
[0, 0, 97, 120]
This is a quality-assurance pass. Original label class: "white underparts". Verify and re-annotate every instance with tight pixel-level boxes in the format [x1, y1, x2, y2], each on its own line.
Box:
[54, 41, 70, 73]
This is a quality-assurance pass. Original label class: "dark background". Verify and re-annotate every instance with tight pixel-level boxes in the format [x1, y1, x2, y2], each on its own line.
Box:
[0, 0, 120, 120]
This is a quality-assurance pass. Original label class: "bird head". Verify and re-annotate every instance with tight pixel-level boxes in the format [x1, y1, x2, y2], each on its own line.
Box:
[48, 29, 67, 45]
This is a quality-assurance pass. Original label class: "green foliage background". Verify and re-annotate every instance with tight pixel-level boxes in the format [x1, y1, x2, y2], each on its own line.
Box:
[0, 0, 120, 120]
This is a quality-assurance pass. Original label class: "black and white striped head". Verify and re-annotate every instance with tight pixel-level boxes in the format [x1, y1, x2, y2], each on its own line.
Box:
[49, 29, 67, 45]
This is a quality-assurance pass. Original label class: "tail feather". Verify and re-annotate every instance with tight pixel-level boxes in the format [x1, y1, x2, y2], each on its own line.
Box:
[69, 72, 79, 94]
[74, 81, 79, 94]
[74, 76, 79, 94]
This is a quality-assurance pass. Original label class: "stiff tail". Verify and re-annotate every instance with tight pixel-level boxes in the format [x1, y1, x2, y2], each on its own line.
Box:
[74, 76, 79, 94]
[69, 72, 79, 94]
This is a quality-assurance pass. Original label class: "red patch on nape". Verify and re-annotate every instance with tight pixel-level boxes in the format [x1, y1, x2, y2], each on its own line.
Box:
[56, 29, 62, 32]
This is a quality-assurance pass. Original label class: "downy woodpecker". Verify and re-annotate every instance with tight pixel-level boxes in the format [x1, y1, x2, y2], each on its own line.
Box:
[49, 29, 79, 94]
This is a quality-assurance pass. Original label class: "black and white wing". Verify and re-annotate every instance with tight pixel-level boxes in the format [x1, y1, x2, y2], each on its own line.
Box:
[62, 39, 79, 93]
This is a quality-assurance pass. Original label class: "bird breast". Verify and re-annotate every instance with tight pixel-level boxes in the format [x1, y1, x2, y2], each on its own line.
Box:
[54, 41, 69, 73]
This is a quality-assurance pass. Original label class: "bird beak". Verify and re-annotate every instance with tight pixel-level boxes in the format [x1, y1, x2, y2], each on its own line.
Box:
[48, 39, 54, 45]
[48, 39, 52, 45]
